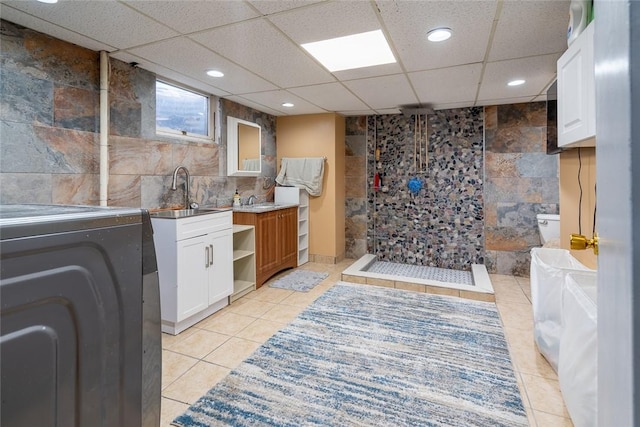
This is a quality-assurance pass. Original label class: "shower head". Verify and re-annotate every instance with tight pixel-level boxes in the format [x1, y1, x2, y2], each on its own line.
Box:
[399, 104, 434, 117]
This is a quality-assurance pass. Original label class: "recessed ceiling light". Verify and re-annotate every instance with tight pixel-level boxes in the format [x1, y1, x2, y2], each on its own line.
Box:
[282, 102, 295, 108]
[508, 79, 526, 86]
[37, 0, 58, 3]
[206, 70, 224, 78]
[301, 29, 396, 72]
[427, 27, 452, 42]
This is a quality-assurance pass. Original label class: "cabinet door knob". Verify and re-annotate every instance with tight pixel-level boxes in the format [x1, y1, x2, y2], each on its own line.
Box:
[205, 246, 210, 268]
[209, 244, 214, 265]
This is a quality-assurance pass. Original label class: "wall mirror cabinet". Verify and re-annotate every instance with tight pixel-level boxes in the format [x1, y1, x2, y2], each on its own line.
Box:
[227, 116, 261, 176]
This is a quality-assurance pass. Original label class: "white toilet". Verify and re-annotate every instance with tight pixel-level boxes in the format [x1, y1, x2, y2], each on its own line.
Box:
[536, 214, 560, 246]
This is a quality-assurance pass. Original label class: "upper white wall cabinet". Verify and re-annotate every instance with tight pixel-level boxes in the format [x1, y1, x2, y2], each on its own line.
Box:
[557, 22, 596, 148]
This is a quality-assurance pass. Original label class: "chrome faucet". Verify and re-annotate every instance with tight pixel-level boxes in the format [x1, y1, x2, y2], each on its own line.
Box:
[247, 195, 257, 206]
[171, 166, 192, 209]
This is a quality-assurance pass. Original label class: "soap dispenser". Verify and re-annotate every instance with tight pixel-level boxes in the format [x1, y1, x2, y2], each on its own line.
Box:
[233, 189, 241, 207]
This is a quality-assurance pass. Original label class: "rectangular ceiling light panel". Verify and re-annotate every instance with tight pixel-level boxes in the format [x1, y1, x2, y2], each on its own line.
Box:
[302, 29, 396, 72]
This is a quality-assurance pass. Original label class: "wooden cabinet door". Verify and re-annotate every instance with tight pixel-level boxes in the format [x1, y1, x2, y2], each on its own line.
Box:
[256, 211, 279, 277]
[176, 235, 209, 321]
[234, 208, 298, 287]
[278, 207, 298, 267]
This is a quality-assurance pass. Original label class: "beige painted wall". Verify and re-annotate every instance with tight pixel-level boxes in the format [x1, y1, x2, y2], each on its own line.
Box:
[276, 113, 346, 262]
[559, 147, 597, 269]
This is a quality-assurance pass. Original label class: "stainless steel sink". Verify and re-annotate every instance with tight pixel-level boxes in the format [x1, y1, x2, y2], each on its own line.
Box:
[198, 207, 231, 212]
[233, 203, 277, 212]
[231, 203, 299, 213]
[150, 207, 230, 219]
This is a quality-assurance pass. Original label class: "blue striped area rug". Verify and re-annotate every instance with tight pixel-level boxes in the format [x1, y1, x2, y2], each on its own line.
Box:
[173, 282, 527, 427]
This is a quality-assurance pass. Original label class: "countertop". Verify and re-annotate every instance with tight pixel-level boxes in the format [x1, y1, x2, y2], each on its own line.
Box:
[149, 207, 232, 219]
[232, 203, 298, 213]
[148, 202, 298, 219]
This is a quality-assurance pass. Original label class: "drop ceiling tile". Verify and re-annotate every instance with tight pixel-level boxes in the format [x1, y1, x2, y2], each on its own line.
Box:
[224, 96, 284, 116]
[248, 0, 325, 16]
[191, 19, 335, 88]
[476, 96, 540, 108]
[1, 0, 569, 116]
[109, 52, 231, 97]
[343, 74, 418, 111]
[377, 0, 497, 72]
[1, 0, 178, 49]
[408, 64, 482, 106]
[338, 110, 376, 117]
[122, 1, 259, 34]
[0, 4, 116, 52]
[288, 83, 370, 112]
[125, 38, 277, 94]
[332, 62, 403, 81]
[268, 1, 380, 44]
[236, 90, 327, 115]
[490, 0, 570, 61]
[477, 54, 560, 103]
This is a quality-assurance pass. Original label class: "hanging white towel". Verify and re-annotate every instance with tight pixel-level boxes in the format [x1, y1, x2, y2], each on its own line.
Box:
[242, 158, 260, 171]
[275, 157, 325, 196]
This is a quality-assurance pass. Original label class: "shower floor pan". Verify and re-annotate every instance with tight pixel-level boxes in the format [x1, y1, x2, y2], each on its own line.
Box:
[342, 254, 495, 302]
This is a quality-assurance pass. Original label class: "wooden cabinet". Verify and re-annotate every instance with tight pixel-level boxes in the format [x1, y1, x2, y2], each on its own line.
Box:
[278, 207, 298, 267]
[557, 21, 595, 148]
[231, 225, 256, 302]
[233, 207, 298, 288]
[275, 187, 309, 265]
[151, 211, 233, 334]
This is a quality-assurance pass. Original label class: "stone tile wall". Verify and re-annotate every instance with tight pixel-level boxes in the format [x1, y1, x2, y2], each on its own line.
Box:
[484, 103, 559, 275]
[344, 103, 557, 276]
[345, 116, 367, 259]
[0, 20, 275, 208]
[366, 109, 485, 271]
[1, 20, 100, 205]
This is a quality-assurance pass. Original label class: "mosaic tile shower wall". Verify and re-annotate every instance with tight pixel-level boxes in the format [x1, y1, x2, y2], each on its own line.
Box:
[366, 109, 484, 271]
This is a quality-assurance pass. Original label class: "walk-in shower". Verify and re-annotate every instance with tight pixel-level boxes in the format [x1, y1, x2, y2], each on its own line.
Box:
[342, 110, 494, 301]
[342, 254, 494, 301]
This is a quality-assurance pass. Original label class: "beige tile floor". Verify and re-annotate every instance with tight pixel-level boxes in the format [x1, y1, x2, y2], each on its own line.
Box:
[160, 261, 573, 427]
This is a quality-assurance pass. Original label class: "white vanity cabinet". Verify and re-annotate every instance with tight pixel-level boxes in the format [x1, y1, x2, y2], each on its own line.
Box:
[151, 211, 233, 335]
[557, 21, 596, 148]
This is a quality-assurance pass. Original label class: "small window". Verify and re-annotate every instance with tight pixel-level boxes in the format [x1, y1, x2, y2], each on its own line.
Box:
[156, 80, 211, 140]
